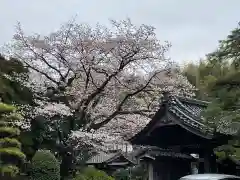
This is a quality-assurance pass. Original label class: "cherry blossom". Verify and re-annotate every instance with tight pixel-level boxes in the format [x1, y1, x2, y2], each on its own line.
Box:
[4, 18, 196, 151]
[69, 129, 132, 152]
[35, 102, 73, 117]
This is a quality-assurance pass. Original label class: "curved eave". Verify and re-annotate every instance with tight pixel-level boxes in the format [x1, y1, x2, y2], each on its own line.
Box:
[129, 97, 216, 145]
[129, 105, 167, 143]
[176, 96, 209, 107]
[173, 116, 213, 140]
[168, 106, 214, 139]
[105, 151, 137, 165]
[169, 96, 215, 139]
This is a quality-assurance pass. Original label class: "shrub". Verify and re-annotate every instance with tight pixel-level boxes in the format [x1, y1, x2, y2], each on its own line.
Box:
[0, 103, 25, 178]
[30, 149, 60, 180]
[74, 167, 114, 180]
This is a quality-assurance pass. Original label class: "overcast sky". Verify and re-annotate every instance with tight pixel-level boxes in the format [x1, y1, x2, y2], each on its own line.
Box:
[1, 0, 239, 64]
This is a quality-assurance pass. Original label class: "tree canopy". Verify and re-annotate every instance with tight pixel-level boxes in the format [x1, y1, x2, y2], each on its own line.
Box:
[202, 22, 240, 134]
[0, 55, 33, 104]
[183, 22, 240, 159]
[5, 19, 195, 152]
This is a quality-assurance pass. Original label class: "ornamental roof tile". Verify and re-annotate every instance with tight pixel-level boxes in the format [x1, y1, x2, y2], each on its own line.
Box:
[167, 95, 214, 137]
[129, 95, 217, 144]
[133, 145, 194, 160]
[86, 150, 137, 165]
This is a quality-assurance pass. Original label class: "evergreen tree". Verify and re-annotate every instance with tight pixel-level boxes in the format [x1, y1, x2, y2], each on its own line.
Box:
[0, 54, 33, 104]
[183, 22, 240, 159]
[202, 22, 240, 134]
[0, 103, 26, 178]
[200, 22, 240, 159]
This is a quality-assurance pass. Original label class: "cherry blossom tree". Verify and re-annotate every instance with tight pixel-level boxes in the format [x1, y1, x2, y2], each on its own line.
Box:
[4, 18, 195, 152]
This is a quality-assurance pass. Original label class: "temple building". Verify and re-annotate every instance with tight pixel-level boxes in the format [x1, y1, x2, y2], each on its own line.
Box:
[85, 93, 239, 180]
[129, 93, 231, 180]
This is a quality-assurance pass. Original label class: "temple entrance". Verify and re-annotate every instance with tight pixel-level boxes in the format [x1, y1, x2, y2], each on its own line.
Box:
[129, 95, 232, 179]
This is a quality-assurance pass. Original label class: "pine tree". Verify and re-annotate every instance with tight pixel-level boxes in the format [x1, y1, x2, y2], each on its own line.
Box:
[202, 22, 240, 134]
[0, 54, 33, 104]
[183, 22, 240, 159]
[0, 103, 26, 178]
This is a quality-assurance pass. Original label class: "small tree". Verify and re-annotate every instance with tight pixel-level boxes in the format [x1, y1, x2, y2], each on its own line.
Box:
[0, 103, 26, 178]
[30, 149, 60, 180]
[74, 167, 114, 180]
[0, 55, 33, 105]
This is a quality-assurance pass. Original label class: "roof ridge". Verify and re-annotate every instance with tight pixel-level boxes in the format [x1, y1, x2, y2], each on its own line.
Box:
[175, 95, 209, 106]
[105, 150, 136, 164]
[172, 97, 204, 120]
[168, 102, 214, 135]
[169, 105, 205, 127]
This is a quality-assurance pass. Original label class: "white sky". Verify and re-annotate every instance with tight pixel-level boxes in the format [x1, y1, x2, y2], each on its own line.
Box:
[1, 0, 240, 64]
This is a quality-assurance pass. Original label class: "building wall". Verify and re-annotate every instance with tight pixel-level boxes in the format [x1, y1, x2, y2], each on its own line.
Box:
[152, 158, 191, 180]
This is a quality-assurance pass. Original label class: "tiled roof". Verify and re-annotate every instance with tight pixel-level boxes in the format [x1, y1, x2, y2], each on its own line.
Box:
[86, 152, 119, 164]
[167, 95, 214, 137]
[129, 95, 218, 144]
[133, 146, 194, 160]
[86, 146, 194, 166]
[86, 150, 136, 165]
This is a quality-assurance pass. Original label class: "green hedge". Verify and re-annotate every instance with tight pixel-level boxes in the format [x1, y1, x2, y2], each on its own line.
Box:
[74, 167, 114, 180]
[30, 150, 60, 180]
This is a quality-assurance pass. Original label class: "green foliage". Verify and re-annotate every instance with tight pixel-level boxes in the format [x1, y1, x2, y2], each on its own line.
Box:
[0, 103, 15, 113]
[183, 60, 231, 100]
[0, 103, 25, 177]
[183, 22, 240, 161]
[113, 169, 130, 180]
[215, 144, 236, 159]
[3, 112, 24, 122]
[30, 150, 60, 180]
[0, 138, 21, 148]
[207, 22, 240, 70]
[202, 23, 240, 160]
[0, 55, 33, 104]
[0, 103, 25, 178]
[113, 164, 148, 180]
[183, 22, 240, 133]
[0, 127, 21, 137]
[0, 55, 28, 74]
[74, 167, 114, 180]
[202, 71, 240, 135]
[0, 147, 26, 160]
[130, 164, 148, 180]
[0, 165, 19, 177]
[19, 131, 36, 160]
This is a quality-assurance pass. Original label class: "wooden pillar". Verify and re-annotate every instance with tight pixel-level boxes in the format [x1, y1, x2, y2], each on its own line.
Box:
[210, 152, 217, 173]
[204, 151, 211, 173]
[148, 162, 154, 180]
[201, 147, 217, 173]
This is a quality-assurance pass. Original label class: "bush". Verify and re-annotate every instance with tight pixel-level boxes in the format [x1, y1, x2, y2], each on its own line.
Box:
[30, 150, 60, 180]
[0, 103, 25, 178]
[74, 167, 114, 180]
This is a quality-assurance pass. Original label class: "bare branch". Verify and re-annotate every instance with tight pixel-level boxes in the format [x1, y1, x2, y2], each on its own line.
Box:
[88, 71, 162, 129]
[6, 18, 195, 142]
